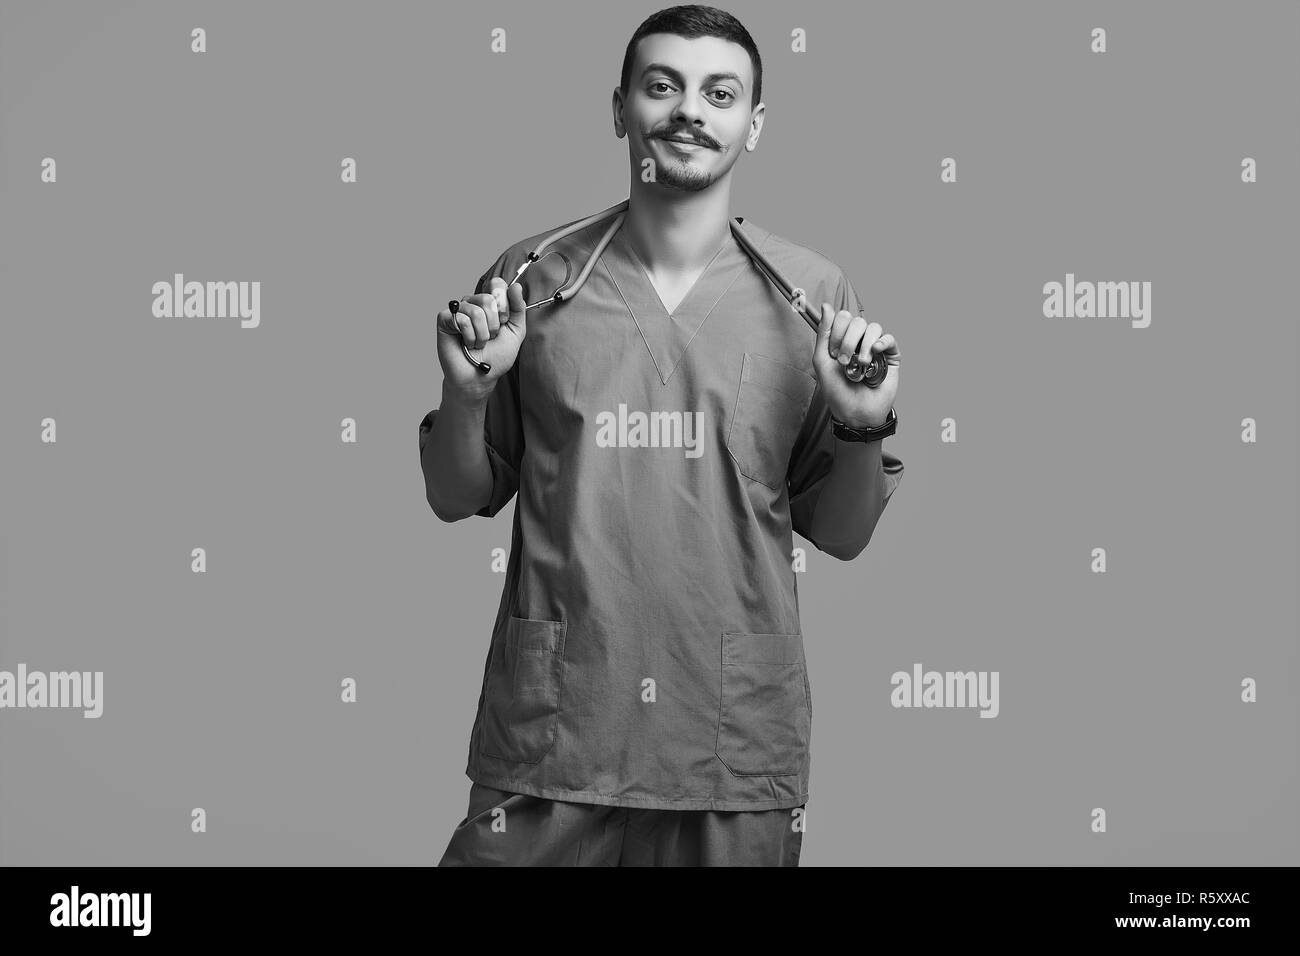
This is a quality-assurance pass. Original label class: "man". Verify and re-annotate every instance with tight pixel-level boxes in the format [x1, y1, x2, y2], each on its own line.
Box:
[420, 4, 903, 866]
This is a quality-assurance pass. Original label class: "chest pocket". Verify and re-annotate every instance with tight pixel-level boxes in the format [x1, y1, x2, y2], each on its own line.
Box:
[725, 352, 817, 491]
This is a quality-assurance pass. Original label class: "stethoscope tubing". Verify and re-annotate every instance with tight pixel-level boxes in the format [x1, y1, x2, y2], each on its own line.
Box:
[440, 200, 886, 387]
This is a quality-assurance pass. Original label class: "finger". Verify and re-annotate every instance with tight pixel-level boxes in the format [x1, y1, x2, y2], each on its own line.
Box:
[505, 281, 527, 336]
[838, 315, 869, 365]
[867, 332, 898, 360]
[855, 326, 881, 366]
[828, 310, 856, 358]
[455, 312, 476, 349]
[465, 292, 500, 340]
[853, 321, 882, 363]
[485, 278, 509, 335]
[460, 300, 490, 349]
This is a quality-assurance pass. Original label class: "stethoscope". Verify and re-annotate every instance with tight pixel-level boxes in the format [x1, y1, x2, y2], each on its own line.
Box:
[439, 199, 888, 387]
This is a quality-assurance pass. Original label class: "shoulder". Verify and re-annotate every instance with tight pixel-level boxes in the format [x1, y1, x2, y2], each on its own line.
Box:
[488, 214, 611, 285]
[733, 216, 853, 304]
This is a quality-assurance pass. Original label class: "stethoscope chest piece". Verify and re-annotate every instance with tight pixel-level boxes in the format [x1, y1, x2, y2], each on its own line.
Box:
[850, 354, 888, 387]
[789, 287, 888, 387]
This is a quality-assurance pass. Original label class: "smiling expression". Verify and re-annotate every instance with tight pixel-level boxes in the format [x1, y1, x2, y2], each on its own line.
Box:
[615, 33, 765, 192]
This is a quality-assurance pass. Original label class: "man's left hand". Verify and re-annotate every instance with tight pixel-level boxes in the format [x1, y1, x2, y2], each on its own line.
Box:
[812, 303, 900, 427]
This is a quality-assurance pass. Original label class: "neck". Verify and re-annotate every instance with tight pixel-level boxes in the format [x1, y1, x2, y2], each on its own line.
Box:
[622, 179, 733, 274]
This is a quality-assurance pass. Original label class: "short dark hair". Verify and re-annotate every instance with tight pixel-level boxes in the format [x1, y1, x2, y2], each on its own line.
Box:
[620, 5, 762, 109]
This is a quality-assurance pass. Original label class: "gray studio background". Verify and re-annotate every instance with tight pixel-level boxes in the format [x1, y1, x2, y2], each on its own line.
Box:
[1, 0, 1296, 866]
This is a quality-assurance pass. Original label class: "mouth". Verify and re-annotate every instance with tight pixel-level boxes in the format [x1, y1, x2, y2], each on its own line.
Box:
[659, 136, 709, 152]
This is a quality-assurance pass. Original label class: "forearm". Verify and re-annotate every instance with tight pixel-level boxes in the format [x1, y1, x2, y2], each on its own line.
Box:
[805, 437, 890, 560]
[421, 385, 494, 521]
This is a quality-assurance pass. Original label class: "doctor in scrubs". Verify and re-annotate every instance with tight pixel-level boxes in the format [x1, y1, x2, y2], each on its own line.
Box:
[420, 4, 903, 866]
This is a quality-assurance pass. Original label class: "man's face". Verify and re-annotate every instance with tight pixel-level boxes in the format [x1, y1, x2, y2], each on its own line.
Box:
[616, 33, 762, 192]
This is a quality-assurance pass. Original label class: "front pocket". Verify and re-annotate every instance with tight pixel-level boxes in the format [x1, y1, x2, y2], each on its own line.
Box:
[715, 631, 811, 777]
[479, 616, 567, 764]
[725, 352, 817, 490]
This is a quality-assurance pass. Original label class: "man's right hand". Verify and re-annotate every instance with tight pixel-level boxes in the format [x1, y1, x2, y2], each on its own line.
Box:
[436, 277, 528, 401]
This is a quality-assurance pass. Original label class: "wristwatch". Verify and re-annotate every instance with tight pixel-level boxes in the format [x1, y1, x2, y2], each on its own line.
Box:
[831, 406, 897, 443]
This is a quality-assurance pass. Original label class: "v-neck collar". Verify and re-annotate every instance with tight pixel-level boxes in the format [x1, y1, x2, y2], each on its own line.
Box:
[603, 224, 747, 385]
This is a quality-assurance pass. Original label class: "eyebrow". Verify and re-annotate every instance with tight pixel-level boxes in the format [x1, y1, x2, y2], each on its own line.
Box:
[639, 62, 745, 91]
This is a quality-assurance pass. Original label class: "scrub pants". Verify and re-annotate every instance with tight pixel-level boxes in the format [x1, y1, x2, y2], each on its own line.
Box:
[438, 782, 805, 867]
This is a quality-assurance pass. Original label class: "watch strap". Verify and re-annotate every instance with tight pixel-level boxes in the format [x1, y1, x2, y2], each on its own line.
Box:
[831, 406, 897, 442]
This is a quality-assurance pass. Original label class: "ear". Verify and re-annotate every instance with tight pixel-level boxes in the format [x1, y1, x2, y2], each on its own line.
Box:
[746, 103, 766, 151]
[611, 87, 626, 137]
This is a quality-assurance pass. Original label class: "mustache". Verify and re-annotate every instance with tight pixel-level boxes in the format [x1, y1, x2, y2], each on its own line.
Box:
[650, 127, 720, 149]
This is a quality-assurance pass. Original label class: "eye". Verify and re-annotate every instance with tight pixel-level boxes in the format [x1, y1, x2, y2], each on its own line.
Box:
[649, 81, 675, 94]
[710, 88, 736, 104]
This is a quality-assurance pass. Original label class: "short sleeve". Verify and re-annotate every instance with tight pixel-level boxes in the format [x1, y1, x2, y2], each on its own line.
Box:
[787, 270, 903, 546]
[418, 250, 525, 518]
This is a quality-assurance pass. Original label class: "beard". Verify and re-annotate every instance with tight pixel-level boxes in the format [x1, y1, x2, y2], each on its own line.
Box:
[644, 129, 725, 192]
[656, 156, 715, 192]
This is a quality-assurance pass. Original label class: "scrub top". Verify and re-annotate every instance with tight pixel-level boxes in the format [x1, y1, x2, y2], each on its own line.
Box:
[419, 213, 904, 811]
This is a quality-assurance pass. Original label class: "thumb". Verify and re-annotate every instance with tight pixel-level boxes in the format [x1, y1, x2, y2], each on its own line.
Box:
[505, 280, 527, 336]
[815, 302, 834, 351]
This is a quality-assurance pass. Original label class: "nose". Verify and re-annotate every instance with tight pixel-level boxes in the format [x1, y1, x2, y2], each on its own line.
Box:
[670, 89, 708, 128]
